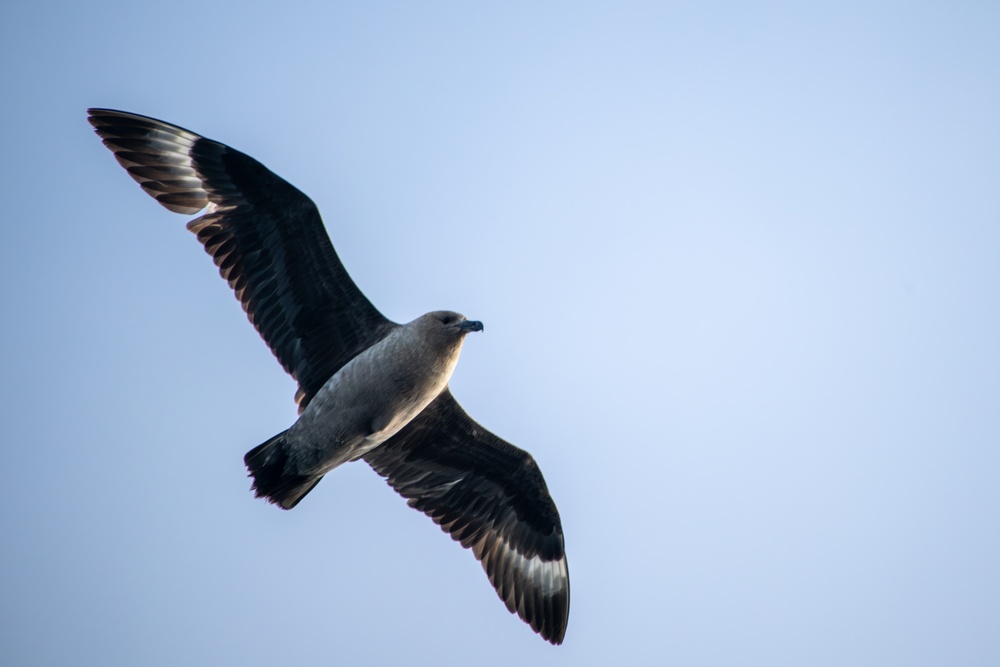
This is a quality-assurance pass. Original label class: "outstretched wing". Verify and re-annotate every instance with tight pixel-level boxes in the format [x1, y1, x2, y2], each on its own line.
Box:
[364, 390, 570, 644]
[88, 109, 396, 409]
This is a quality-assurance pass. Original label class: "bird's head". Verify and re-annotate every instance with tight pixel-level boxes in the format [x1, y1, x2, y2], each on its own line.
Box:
[414, 310, 484, 345]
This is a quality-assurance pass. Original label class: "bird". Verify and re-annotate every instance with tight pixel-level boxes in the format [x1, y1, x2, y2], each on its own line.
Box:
[87, 108, 569, 644]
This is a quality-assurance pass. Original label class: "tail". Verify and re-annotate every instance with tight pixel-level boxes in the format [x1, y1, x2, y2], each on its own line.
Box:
[244, 431, 324, 510]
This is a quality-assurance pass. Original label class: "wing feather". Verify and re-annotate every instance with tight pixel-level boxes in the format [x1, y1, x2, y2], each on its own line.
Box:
[365, 390, 570, 644]
[88, 108, 396, 408]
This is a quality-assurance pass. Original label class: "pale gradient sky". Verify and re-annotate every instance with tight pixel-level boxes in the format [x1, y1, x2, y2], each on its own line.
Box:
[2, 1, 999, 665]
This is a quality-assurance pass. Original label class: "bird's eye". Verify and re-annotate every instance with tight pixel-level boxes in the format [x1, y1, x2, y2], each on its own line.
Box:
[441, 315, 453, 325]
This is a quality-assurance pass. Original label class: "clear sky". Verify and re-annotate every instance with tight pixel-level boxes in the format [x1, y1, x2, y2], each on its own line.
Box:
[2, 1, 999, 665]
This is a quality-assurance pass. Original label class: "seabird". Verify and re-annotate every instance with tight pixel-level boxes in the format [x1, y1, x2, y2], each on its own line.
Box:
[88, 109, 569, 644]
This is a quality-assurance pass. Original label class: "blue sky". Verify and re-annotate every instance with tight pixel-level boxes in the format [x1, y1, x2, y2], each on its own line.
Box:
[2, 1, 999, 665]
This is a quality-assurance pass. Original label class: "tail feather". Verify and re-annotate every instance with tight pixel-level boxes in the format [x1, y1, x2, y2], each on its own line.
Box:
[244, 431, 323, 510]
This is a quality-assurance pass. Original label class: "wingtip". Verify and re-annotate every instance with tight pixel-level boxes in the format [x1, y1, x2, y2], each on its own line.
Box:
[86, 107, 106, 129]
[86, 107, 126, 125]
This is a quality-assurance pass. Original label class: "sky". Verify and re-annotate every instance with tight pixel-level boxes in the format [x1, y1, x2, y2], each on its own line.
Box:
[2, 1, 999, 665]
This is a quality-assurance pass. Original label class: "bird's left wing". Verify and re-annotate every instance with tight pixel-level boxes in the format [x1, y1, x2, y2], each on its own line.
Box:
[88, 109, 396, 410]
[364, 389, 570, 644]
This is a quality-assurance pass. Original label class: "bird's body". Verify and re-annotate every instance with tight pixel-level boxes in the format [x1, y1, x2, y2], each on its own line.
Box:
[249, 312, 481, 508]
[89, 108, 569, 644]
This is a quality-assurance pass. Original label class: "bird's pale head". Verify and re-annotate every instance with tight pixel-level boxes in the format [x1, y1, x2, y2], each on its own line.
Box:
[412, 310, 484, 345]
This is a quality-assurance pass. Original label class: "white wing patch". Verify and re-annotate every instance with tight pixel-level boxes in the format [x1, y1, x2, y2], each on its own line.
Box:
[101, 114, 211, 215]
[508, 543, 568, 597]
[481, 536, 568, 597]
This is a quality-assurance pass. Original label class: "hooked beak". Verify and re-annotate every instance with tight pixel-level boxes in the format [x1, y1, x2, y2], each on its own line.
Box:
[457, 319, 484, 333]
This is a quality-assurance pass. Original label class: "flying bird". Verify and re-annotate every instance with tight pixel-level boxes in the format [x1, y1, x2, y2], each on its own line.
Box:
[88, 108, 569, 644]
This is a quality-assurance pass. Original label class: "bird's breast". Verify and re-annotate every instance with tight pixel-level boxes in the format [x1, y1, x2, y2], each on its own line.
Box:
[287, 329, 464, 472]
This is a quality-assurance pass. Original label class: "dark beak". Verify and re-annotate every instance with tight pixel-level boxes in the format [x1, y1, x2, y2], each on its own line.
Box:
[457, 319, 484, 333]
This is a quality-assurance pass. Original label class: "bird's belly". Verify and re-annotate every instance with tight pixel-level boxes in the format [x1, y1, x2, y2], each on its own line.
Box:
[286, 351, 454, 474]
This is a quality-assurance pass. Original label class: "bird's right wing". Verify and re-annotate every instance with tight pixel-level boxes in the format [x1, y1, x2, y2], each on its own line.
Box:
[88, 109, 396, 410]
[364, 389, 570, 644]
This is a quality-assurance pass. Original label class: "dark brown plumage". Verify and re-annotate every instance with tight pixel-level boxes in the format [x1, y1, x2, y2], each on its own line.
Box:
[89, 108, 569, 644]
